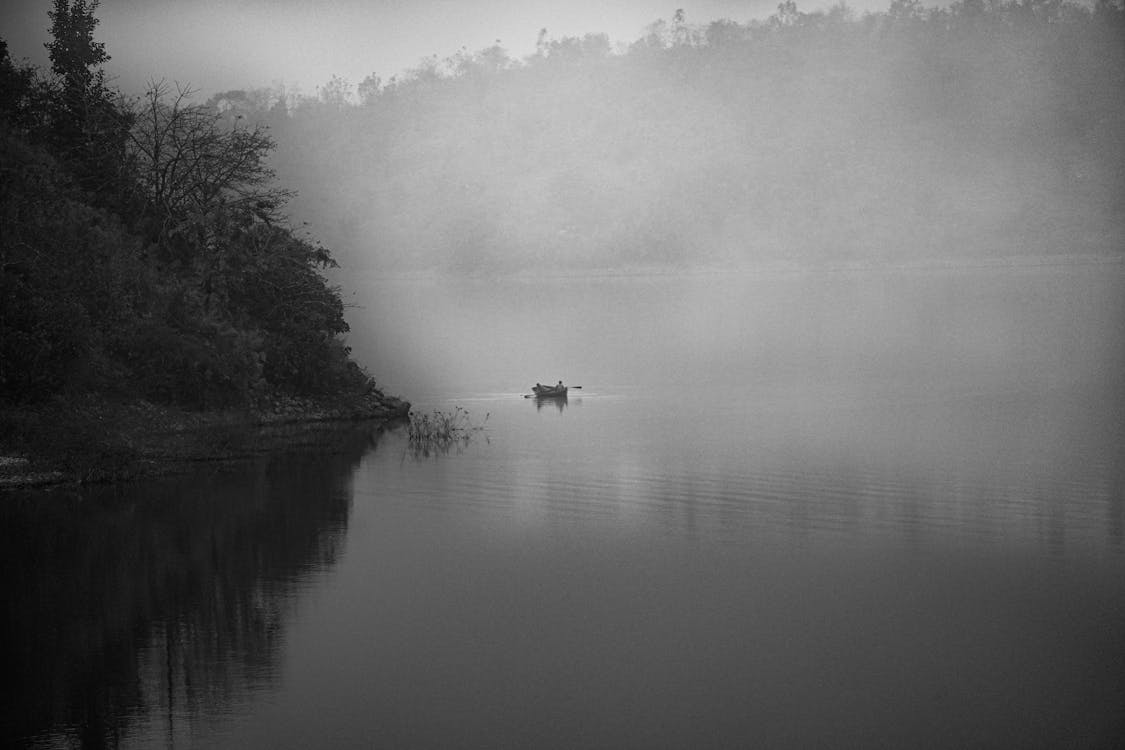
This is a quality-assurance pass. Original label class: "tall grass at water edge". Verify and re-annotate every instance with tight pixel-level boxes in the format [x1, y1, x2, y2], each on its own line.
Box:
[406, 406, 488, 457]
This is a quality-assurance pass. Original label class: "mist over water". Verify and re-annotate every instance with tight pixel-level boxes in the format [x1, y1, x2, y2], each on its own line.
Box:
[344, 263, 1125, 402]
[5, 3, 1125, 747]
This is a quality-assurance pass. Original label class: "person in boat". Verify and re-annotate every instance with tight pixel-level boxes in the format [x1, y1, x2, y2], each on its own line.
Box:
[556, 381, 564, 390]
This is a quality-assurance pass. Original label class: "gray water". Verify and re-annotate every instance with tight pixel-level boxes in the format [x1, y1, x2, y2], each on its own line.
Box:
[4, 264, 1124, 748]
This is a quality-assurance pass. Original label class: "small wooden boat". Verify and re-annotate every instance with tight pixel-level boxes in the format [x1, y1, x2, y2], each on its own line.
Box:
[532, 384, 568, 398]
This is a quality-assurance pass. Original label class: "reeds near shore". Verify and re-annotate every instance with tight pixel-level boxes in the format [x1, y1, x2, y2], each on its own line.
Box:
[406, 407, 488, 457]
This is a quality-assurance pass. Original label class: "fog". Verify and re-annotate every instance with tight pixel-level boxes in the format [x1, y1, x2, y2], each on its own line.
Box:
[344, 264, 1125, 406]
[202, 2, 1125, 277]
[224, 2, 1125, 400]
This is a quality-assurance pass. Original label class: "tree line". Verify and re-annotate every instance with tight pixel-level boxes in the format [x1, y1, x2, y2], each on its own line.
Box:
[214, 0, 1124, 272]
[1, 0, 372, 410]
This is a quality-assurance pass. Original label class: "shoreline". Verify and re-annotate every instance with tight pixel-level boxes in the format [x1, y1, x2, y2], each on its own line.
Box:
[0, 390, 411, 490]
[340, 252, 1125, 284]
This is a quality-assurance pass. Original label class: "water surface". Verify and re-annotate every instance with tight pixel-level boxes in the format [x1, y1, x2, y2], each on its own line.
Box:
[4, 265, 1124, 748]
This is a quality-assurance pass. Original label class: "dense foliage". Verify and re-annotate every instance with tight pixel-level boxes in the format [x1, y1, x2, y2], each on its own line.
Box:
[0, 2, 371, 409]
[224, 0, 1124, 272]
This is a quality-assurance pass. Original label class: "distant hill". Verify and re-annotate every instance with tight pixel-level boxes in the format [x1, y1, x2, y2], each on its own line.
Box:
[218, 1, 1124, 273]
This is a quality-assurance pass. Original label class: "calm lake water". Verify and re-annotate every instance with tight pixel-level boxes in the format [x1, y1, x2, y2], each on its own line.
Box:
[4, 264, 1124, 748]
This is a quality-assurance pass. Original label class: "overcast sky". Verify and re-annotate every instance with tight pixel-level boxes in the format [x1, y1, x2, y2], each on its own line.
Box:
[2, 0, 889, 98]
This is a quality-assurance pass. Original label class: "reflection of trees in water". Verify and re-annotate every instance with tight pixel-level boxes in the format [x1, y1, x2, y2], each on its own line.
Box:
[1, 424, 384, 748]
[629, 390, 1125, 554]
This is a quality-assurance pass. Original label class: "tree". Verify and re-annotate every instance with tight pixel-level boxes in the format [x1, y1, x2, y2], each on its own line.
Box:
[772, 0, 804, 27]
[127, 82, 297, 323]
[43, 0, 131, 200]
[887, 0, 926, 23]
[671, 9, 697, 46]
[358, 73, 383, 105]
[128, 82, 289, 230]
[0, 39, 52, 134]
[0, 129, 143, 402]
[704, 19, 747, 48]
[45, 0, 108, 92]
[318, 75, 352, 109]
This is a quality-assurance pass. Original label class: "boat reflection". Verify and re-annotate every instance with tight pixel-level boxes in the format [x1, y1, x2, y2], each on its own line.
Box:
[534, 392, 568, 412]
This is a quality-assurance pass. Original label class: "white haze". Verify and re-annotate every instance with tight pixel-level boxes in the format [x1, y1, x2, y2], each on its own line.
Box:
[245, 6, 1124, 278]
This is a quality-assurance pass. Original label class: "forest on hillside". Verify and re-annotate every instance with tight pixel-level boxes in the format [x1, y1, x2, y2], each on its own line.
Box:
[206, 0, 1124, 272]
[0, 0, 374, 415]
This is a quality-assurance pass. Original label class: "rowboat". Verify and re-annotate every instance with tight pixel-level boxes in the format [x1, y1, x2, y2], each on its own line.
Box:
[532, 384, 568, 398]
